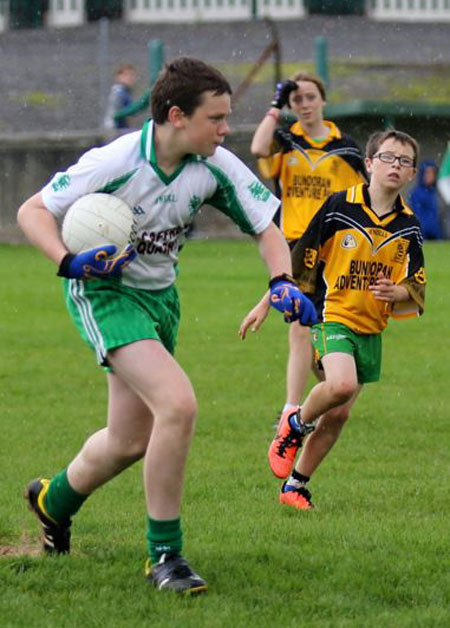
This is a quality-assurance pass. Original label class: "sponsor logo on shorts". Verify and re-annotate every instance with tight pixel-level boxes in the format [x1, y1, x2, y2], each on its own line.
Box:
[326, 334, 347, 341]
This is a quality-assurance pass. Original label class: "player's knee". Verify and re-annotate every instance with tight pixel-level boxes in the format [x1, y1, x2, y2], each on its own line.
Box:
[166, 391, 198, 432]
[327, 379, 356, 405]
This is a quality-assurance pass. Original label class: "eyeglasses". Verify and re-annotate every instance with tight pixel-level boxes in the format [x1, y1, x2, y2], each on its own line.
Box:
[373, 152, 415, 168]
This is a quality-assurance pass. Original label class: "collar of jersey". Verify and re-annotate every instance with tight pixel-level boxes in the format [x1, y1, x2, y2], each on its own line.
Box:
[140, 119, 199, 185]
[289, 119, 341, 148]
[346, 183, 411, 225]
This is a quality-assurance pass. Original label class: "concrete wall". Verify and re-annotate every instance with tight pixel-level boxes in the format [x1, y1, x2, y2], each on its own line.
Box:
[1, 118, 449, 244]
[0, 132, 106, 243]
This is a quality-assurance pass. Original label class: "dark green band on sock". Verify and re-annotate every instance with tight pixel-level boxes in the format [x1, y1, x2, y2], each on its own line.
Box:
[44, 469, 88, 523]
[146, 516, 183, 564]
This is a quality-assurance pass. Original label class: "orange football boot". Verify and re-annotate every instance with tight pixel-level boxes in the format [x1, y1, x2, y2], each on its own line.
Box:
[268, 406, 305, 478]
[279, 483, 314, 510]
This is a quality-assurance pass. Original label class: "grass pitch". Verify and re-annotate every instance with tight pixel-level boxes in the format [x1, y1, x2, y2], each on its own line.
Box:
[0, 240, 449, 628]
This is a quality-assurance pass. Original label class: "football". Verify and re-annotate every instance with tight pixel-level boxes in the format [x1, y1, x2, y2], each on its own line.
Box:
[62, 193, 135, 254]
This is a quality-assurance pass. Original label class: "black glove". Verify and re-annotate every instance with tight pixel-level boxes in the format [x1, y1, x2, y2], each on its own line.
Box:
[270, 80, 298, 110]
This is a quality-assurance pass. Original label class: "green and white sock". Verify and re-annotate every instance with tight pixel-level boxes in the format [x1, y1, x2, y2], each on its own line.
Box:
[146, 517, 183, 564]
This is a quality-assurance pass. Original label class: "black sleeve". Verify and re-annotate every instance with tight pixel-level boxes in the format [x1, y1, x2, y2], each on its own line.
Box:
[400, 217, 426, 312]
[291, 194, 338, 293]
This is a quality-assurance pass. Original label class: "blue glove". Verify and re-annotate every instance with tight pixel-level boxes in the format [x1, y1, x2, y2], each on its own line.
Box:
[271, 79, 298, 109]
[269, 274, 317, 326]
[57, 244, 137, 279]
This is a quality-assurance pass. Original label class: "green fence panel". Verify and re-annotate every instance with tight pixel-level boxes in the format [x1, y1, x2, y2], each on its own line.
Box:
[9, 0, 47, 29]
[307, 0, 365, 14]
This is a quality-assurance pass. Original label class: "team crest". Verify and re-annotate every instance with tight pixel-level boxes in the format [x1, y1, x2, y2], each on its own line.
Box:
[304, 248, 317, 269]
[188, 195, 202, 216]
[287, 155, 299, 167]
[341, 234, 357, 249]
[329, 158, 339, 176]
[51, 174, 71, 192]
[248, 181, 270, 202]
[414, 267, 426, 284]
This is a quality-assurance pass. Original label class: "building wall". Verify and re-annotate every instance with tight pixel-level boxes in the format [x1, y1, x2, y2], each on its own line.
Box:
[368, 0, 450, 22]
[46, 0, 84, 27]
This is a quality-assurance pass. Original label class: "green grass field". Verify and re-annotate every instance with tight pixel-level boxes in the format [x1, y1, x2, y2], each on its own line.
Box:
[0, 240, 449, 628]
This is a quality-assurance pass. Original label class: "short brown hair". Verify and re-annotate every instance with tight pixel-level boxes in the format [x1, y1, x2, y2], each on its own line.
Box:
[292, 71, 327, 101]
[151, 57, 232, 124]
[366, 130, 419, 165]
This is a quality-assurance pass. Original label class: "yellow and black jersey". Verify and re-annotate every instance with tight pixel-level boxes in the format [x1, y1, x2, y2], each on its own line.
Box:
[291, 184, 426, 334]
[258, 120, 366, 241]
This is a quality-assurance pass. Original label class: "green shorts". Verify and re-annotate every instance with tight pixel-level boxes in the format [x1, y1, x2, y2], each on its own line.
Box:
[63, 278, 180, 367]
[310, 322, 382, 384]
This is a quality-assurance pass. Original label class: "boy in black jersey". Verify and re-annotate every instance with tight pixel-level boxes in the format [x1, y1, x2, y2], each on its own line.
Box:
[249, 72, 366, 434]
[242, 130, 426, 510]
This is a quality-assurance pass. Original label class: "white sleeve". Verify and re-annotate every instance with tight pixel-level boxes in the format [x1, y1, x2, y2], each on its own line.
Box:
[205, 147, 280, 235]
[41, 133, 139, 220]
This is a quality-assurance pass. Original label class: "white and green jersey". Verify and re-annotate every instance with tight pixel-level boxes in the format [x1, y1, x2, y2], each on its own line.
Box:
[42, 120, 279, 290]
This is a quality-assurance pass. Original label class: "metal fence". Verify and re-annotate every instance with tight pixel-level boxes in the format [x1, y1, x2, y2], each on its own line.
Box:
[1, 0, 449, 30]
[124, 0, 305, 22]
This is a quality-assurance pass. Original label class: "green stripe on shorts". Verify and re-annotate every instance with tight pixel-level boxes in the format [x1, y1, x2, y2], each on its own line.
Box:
[63, 278, 180, 367]
[310, 322, 382, 384]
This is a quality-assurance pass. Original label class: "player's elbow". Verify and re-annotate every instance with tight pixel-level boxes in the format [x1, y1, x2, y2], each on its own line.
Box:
[17, 201, 33, 231]
[17, 193, 43, 227]
[250, 142, 270, 158]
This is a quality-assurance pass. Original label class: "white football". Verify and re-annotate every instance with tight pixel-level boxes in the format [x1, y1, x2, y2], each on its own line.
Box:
[62, 193, 135, 254]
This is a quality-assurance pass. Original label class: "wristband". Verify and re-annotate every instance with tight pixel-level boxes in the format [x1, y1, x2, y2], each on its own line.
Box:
[265, 110, 280, 121]
[57, 253, 75, 278]
[269, 273, 296, 288]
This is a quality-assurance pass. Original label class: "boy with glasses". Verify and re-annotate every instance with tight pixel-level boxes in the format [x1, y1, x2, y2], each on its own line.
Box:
[246, 73, 366, 431]
[241, 129, 426, 510]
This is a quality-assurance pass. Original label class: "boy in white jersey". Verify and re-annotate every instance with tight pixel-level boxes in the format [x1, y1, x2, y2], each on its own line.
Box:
[17, 57, 316, 595]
